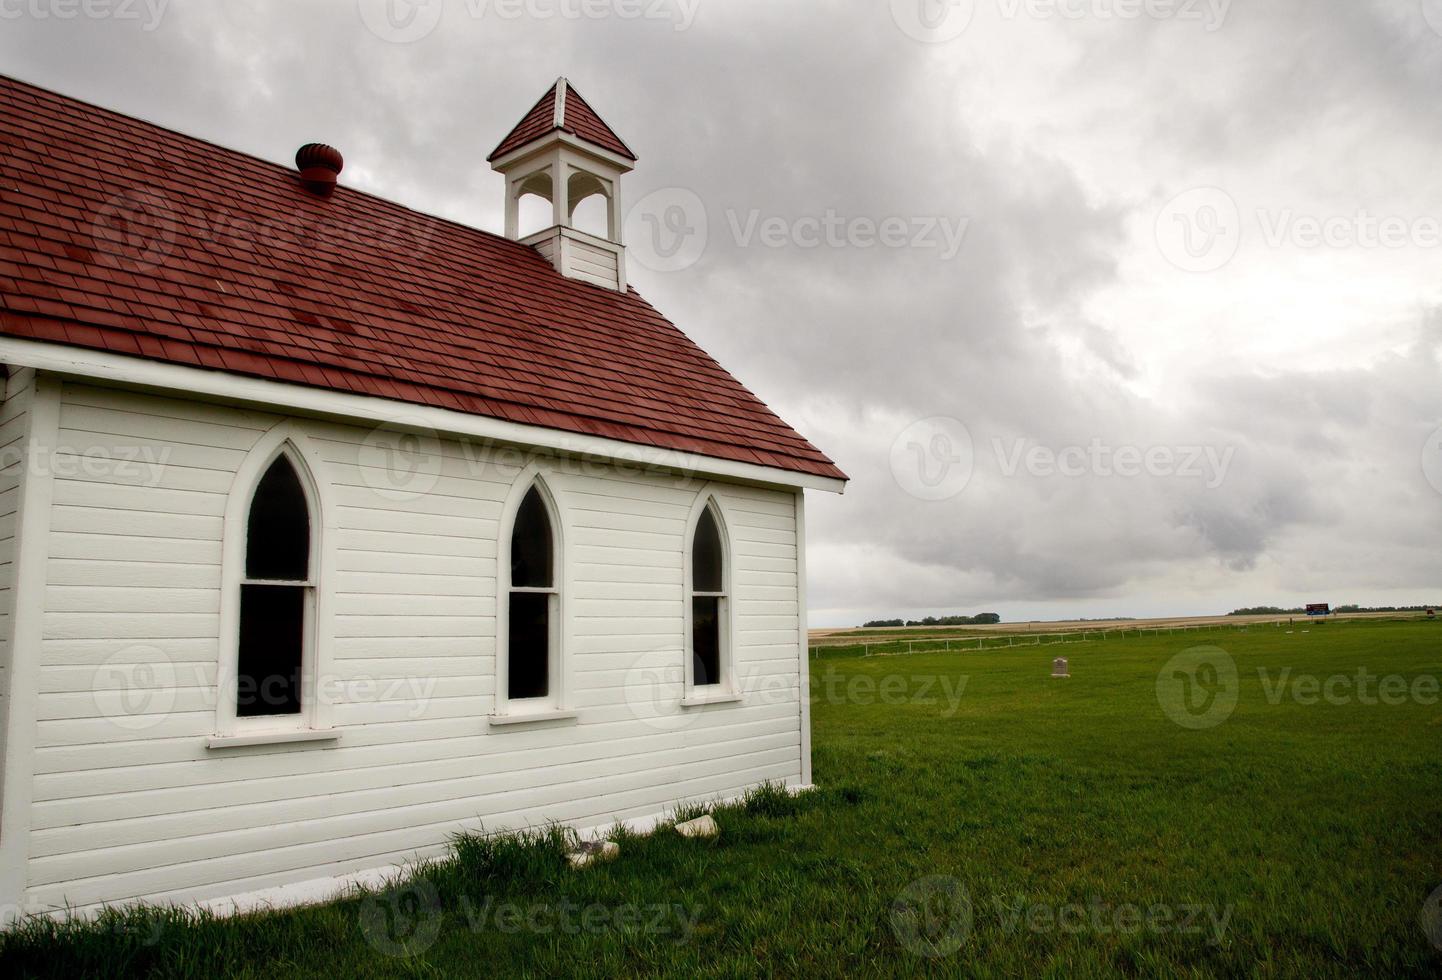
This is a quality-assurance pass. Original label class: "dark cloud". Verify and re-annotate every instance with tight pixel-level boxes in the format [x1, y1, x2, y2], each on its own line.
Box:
[3, 0, 1439, 624]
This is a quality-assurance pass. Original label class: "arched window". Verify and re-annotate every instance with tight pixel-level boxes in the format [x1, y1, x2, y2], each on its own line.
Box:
[506, 484, 559, 703]
[689, 501, 728, 689]
[237, 453, 314, 718]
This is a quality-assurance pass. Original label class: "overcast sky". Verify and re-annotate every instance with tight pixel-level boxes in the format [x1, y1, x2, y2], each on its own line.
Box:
[3, 0, 1440, 626]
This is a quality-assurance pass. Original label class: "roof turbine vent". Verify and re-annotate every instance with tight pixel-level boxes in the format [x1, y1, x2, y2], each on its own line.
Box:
[295, 143, 343, 193]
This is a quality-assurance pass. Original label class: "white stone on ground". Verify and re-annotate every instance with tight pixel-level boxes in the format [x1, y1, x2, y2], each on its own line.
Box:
[674, 815, 720, 839]
[566, 840, 619, 869]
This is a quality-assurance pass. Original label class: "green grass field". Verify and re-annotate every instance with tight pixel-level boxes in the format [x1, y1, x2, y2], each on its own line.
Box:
[3, 619, 1439, 977]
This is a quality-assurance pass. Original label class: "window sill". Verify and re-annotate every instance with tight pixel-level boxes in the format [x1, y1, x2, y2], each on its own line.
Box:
[488, 709, 579, 728]
[680, 691, 744, 708]
[206, 729, 341, 750]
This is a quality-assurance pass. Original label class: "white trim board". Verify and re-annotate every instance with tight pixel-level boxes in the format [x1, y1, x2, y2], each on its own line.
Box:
[0, 338, 847, 495]
[0, 375, 59, 922]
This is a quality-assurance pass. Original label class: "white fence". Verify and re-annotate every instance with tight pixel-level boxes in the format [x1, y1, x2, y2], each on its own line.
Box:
[809, 618, 1342, 659]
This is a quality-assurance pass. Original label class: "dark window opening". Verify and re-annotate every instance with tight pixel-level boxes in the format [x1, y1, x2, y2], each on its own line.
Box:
[237, 584, 305, 716]
[511, 487, 553, 588]
[692, 596, 721, 687]
[238, 452, 312, 718]
[690, 505, 726, 688]
[508, 592, 550, 700]
[508, 484, 557, 702]
[247, 456, 310, 581]
[692, 507, 723, 593]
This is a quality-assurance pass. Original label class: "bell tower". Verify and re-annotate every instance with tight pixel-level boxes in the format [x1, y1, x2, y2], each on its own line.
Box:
[488, 78, 636, 292]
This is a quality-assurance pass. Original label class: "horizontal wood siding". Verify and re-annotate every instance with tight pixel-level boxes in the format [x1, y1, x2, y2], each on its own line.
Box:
[26, 381, 803, 911]
[560, 234, 622, 290]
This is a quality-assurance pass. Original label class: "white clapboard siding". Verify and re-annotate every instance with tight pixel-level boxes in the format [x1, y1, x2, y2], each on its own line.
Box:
[17, 379, 806, 913]
[34, 760, 802, 911]
[30, 733, 800, 871]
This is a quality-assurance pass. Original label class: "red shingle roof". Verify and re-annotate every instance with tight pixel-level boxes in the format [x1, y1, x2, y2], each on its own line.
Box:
[488, 78, 637, 163]
[0, 75, 844, 482]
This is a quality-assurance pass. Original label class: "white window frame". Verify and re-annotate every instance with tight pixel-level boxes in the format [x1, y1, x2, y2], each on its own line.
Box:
[212, 425, 336, 746]
[492, 467, 571, 724]
[682, 489, 740, 705]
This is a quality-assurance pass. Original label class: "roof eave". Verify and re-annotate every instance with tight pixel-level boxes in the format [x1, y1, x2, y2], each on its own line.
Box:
[487, 129, 637, 170]
[0, 335, 848, 493]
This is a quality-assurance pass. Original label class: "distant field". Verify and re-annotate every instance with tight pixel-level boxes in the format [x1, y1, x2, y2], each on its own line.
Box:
[810, 610, 1431, 646]
[3, 619, 1439, 977]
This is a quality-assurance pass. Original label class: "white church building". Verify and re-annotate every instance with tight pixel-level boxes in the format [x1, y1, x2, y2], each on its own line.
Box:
[0, 76, 846, 918]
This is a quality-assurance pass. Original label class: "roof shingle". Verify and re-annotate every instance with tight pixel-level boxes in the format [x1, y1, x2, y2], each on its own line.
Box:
[488, 77, 637, 162]
[0, 75, 844, 482]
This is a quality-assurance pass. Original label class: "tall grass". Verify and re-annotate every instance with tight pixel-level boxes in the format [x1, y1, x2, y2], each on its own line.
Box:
[2, 620, 1438, 977]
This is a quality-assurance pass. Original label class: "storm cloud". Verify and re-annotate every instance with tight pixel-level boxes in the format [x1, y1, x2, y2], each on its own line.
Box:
[3, 0, 1438, 624]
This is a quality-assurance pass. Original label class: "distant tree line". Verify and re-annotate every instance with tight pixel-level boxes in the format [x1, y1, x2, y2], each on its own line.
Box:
[1229, 604, 1437, 616]
[861, 613, 1001, 628]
